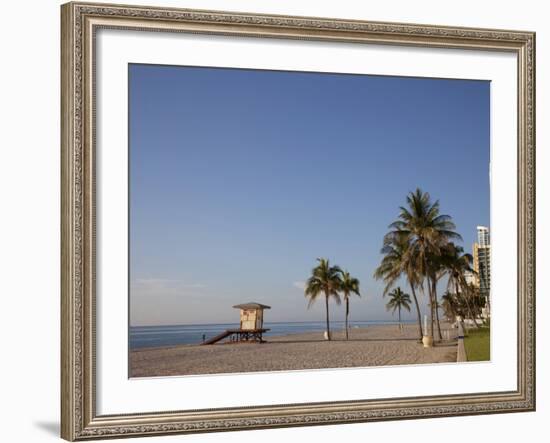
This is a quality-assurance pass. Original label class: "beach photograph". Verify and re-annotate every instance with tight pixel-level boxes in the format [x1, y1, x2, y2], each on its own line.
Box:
[129, 64, 491, 378]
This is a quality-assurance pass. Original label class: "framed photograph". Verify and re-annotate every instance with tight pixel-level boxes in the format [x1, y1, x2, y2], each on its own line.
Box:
[61, 1, 536, 440]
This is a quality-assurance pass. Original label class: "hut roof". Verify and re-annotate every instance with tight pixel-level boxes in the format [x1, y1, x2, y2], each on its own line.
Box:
[232, 302, 271, 310]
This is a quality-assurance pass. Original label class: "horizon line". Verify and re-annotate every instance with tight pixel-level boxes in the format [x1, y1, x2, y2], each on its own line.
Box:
[130, 319, 418, 328]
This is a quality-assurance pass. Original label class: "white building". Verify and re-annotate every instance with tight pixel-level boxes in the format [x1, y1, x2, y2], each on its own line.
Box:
[477, 225, 490, 247]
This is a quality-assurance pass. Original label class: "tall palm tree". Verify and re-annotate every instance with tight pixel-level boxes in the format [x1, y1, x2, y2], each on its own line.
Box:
[441, 243, 480, 328]
[373, 232, 424, 341]
[304, 258, 342, 341]
[386, 287, 412, 330]
[339, 270, 360, 340]
[387, 188, 461, 341]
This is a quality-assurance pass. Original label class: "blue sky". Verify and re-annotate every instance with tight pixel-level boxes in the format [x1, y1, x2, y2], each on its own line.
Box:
[129, 64, 490, 326]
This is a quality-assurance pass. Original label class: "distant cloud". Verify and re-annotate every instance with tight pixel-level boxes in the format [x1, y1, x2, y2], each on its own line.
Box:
[134, 278, 205, 288]
[292, 281, 306, 290]
[131, 278, 206, 297]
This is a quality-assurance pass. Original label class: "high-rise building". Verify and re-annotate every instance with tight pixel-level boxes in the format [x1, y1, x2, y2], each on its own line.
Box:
[477, 226, 490, 247]
[473, 226, 491, 301]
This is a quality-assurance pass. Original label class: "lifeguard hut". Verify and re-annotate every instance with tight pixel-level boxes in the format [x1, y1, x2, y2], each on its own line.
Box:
[234, 302, 270, 330]
[201, 302, 271, 345]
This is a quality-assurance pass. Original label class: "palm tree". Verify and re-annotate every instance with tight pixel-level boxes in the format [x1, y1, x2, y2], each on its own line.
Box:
[441, 243, 480, 328]
[304, 258, 342, 341]
[386, 287, 412, 330]
[374, 231, 424, 341]
[441, 291, 459, 323]
[339, 270, 360, 340]
[465, 283, 486, 325]
[387, 188, 461, 341]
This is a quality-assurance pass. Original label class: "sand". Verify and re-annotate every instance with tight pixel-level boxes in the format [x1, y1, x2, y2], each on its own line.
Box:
[130, 325, 457, 377]
[130, 323, 458, 377]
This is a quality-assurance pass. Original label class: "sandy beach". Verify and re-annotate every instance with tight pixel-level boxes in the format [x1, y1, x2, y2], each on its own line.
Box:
[130, 323, 458, 377]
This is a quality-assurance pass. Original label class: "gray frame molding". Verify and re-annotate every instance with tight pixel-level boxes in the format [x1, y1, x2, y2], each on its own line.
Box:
[61, 2, 535, 440]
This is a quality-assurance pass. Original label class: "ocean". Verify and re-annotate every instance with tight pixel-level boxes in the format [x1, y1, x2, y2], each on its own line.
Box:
[129, 320, 414, 350]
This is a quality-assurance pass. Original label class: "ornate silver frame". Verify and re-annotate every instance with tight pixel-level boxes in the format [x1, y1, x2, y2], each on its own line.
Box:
[61, 2, 536, 440]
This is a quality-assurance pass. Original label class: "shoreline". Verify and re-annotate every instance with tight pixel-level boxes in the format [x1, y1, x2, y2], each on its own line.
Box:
[129, 320, 419, 351]
[130, 323, 459, 377]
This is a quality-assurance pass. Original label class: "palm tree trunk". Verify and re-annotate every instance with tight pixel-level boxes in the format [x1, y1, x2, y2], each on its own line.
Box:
[325, 291, 331, 341]
[432, 277, 442, 340]
[468, 291, 482, 327]
[398, 306, 402, 331]
[456, 279, 479, 329]
[345, 296, 349, 340]
[410, 284, 423, 341]
[434, 297, 443, 340]
[428, 280, 434, 339]
[426, 278, 435, 339]
[423, 256, 434, 340]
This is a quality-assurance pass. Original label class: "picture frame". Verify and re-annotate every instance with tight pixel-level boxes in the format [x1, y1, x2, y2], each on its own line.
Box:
[61, 1, 536, 440]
